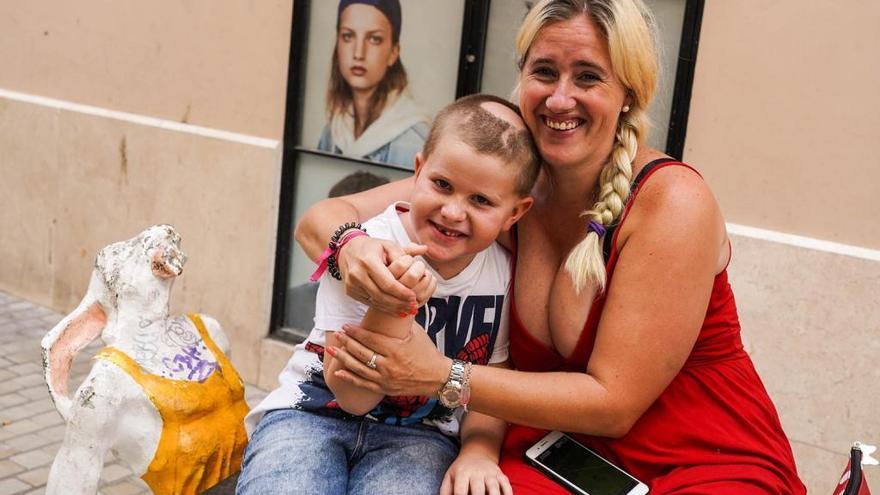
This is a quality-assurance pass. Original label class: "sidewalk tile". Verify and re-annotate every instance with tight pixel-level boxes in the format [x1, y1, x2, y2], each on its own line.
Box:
[17, 387, 50, 402]
[8, 363, 41, 376]
[5, 353, 37, 366]
[16, 466, 50, 487]
[0, 419, 43, 440]
[100, 481, 145, 495]
[10, 375, 44, 388]
[8, 451, 53, 470]
[0, 394, 28, 409]
[0, 478, 30, 495]
[0, 460, 26, 478]
[30, 411, 63, 429]
[4, 433, 54, 452]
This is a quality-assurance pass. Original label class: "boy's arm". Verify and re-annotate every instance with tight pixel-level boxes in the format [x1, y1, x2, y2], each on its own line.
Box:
[440, 361, 513, 495]
[323, 308, 414, 416]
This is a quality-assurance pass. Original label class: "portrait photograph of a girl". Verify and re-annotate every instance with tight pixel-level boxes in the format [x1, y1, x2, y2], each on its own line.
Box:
[301, 0, 464, 170]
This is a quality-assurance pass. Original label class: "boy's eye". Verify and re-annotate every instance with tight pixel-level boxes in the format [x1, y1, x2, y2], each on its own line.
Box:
[471, 195, 491, 206]
[433, 179, 451, 190]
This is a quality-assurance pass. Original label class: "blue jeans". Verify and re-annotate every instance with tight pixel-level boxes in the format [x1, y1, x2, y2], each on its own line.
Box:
[237, 408, 459, 495]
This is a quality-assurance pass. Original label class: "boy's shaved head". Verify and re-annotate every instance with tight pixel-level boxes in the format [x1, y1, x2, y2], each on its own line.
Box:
[422, 94, 540, 196]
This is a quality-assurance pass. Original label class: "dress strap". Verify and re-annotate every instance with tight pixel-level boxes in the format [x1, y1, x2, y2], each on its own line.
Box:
[602, 158, 678, 261]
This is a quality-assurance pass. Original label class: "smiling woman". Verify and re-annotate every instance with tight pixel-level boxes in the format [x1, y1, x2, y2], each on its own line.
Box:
[317, 0, 431, 169]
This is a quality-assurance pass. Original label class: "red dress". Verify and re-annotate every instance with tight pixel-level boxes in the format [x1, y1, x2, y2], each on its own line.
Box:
[499, 161, 806, 494]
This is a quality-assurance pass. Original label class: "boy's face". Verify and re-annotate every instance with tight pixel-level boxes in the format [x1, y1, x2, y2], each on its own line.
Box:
[406, 132, 532, 279]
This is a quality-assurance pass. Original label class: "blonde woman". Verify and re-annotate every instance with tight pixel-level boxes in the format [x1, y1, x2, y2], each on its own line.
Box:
[296, 1, 806, 493]
[317, 0, 430, 169]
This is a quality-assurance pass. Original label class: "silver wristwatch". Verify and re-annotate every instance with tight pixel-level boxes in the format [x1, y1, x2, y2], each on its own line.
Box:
[438, 359, 471, 409]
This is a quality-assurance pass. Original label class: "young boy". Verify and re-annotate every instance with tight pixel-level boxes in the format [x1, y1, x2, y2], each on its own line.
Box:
[239, 94, 540, 495]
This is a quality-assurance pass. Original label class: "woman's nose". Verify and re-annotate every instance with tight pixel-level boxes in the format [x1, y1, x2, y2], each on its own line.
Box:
[354, 39, 366, 60]
[545, 81, 575, 113]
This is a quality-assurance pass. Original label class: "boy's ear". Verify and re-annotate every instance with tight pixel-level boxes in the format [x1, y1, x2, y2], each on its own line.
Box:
[502, 196, 534, 231]
[413, 152, 425, 176]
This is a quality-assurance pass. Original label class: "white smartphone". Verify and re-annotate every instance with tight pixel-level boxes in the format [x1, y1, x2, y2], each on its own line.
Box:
[524, 431, 649, 495]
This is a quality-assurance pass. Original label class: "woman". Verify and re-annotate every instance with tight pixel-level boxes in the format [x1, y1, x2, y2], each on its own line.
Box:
[317, 0, 430, 169]
[296, 0, 806, 493]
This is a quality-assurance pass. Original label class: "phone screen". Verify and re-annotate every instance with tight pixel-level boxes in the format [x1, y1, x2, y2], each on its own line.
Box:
[536, 436, 638, 495]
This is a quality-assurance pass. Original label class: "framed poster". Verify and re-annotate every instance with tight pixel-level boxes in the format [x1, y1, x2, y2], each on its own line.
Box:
[299, 0, 467, 170]
[272, 0, 489, 340]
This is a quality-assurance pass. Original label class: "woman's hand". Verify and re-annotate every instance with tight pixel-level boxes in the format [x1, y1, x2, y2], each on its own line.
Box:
[337, 236, 434, 314]
[329, 323, 451, 397]
[440, 453, 512, 495]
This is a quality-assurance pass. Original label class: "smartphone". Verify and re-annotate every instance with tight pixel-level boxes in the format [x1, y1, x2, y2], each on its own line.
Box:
[524, 431, 649, 495]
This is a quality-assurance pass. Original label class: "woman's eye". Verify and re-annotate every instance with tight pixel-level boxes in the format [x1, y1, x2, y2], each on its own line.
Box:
[577, 72, 601, 84]
[340, 32, 353, 42]
[533, 67, 556, 79]
[369, 35, 384, 45]
[433, 179, 451, 190]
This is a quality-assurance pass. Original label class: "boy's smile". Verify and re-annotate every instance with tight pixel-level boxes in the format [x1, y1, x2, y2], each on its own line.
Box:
[402, 133, 531, 280]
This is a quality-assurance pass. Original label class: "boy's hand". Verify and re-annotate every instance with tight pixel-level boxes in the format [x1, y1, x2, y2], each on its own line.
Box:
[440, 453, 512, 495]
[337, 237, 428, 314]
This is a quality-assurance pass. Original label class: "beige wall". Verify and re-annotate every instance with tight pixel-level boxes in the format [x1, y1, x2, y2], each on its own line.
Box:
[0, 0, 291, 139]
[689, 1, 880, 492]
[687, 0, 880, 250]
[0, 0, 293, 382]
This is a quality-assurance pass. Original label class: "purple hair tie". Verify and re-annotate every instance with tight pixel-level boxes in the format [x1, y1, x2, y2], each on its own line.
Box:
[587, 220, 606, 237]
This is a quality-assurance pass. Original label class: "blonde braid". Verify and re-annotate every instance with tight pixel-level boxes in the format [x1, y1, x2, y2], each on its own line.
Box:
[564, 113, 640, 293]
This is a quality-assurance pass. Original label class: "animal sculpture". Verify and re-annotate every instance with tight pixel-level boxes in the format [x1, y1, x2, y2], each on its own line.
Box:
[41, 225, 249, 495]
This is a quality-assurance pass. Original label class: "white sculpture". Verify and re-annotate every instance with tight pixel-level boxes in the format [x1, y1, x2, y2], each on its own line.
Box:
[41, 225, 249, 495]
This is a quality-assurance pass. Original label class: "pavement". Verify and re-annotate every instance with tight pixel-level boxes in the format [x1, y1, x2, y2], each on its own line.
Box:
[0, 290, 268, 495]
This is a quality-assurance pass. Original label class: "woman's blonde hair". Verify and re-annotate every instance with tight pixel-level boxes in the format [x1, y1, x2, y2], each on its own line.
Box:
[515, 0, 658, 293]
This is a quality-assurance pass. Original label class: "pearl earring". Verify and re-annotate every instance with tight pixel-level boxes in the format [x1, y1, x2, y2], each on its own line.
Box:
[621, 105, 630, 113]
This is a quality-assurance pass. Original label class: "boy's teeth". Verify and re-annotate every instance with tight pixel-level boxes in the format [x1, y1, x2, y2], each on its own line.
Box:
[546, 118, 579, 130]
[437, 225, 460, 237]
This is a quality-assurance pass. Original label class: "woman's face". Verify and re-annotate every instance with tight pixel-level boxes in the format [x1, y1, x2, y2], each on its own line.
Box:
[336, 4, 400, 95]
[518, 15, 629, 170]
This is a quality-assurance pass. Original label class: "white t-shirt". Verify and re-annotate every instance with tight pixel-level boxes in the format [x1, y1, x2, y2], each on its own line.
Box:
[246, 202, 511, 437]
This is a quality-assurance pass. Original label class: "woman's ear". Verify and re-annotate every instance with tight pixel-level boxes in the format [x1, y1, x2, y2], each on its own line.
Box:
[502, 196, 534, 231]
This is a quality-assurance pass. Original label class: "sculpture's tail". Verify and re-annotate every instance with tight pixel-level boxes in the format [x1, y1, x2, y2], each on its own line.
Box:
[41, 272, 108, 422]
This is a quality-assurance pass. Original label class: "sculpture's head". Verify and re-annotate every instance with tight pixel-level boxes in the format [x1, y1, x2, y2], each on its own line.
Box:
[94, 225, 187, 310]
[42, 225, 187, 419]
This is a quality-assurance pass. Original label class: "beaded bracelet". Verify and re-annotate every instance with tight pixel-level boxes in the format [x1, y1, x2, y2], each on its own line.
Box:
[309, 222, 368, 282]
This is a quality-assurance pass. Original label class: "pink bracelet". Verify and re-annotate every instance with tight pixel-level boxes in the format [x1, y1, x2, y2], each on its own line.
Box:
[309, 228, 368, 282]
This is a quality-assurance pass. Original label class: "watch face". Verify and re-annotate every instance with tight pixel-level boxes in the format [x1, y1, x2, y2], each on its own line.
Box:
[442, 389, 461, 404]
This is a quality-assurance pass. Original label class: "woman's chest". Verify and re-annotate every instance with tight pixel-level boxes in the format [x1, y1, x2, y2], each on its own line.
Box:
[514, 223, 598, 358]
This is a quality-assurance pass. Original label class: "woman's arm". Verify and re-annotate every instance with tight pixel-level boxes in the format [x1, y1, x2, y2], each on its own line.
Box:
[295, 176, 427, 313]
[329, 167, 726, 437]
[323, 256, 430, 415]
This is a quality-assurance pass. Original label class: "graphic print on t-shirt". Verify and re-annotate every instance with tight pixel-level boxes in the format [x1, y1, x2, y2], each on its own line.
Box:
[368, 293, 505, 425]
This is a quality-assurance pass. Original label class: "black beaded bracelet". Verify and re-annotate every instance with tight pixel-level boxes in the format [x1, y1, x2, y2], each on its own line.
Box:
[326, 222, 365, 281]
